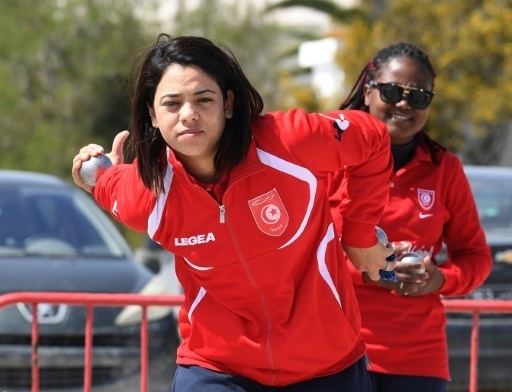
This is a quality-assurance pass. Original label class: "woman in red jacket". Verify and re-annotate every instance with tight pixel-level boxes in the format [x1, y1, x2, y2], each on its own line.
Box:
[328, 42, 492, 392]
[72, 34, 396, 391]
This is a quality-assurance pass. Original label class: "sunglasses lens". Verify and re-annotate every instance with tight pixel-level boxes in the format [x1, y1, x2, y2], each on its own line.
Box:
[379, 85, 402, 104]
[409, 90, 432, 110]
[372, 81, 433, 109]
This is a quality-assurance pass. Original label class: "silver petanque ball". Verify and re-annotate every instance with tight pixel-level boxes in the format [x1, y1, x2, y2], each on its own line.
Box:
[376, 226, 397, 281]
[399, 252, 426, 273]
[78, 154, 113, 187]
[375, 226, 389, 246]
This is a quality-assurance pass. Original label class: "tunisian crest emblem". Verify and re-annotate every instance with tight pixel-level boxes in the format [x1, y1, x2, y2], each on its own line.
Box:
[418, 188, 435, 210]
[248, 189, 289, 236]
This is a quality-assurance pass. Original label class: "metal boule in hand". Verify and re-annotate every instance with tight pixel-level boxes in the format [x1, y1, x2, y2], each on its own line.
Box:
[376, 226, 397, 282]
[78, 154, 113, 187]
[376, 226, 389, 247]
[399, 252, 426, 273]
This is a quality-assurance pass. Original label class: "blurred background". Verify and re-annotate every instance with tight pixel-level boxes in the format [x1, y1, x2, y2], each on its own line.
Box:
[1, 0, 511, 247]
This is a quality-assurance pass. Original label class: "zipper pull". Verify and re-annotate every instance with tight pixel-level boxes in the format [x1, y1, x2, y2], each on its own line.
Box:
[219, 205, 226, 223]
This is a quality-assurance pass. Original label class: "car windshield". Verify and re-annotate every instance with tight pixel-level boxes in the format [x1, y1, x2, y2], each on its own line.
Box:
[471, 179, 512, 236]
[0, 184, 128, 258]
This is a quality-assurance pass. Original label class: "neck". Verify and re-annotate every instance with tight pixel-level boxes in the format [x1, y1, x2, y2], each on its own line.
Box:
[391, 140, 416, 171]
[193, 170, 220, 184]
[180, 158, 219, 184]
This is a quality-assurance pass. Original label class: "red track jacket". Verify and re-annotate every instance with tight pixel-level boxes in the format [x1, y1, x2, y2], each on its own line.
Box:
[328, 144, 492, 380]
[92, 109, 392, 386]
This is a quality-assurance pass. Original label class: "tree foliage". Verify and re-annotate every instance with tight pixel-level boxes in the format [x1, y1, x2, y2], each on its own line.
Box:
[345, 0, 512, 164]
[0, 0, 156, 247]
[0, 0, 150, 178]
[266, 0, 512, 164]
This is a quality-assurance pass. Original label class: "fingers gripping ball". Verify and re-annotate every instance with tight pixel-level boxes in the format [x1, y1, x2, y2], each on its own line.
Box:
[78, 154, 113, 187]
[399, 252, 426, 273]
[376, 226, 397, 282]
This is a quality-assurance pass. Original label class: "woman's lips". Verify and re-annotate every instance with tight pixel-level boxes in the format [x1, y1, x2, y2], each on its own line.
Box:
[178, 128, 203, 137]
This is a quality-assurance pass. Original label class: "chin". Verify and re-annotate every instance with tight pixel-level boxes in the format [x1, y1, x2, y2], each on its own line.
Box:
[389, 130, 416, 144]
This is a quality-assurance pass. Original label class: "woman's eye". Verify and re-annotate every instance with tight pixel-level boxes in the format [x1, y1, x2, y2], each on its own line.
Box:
[198, 97, 213, 103]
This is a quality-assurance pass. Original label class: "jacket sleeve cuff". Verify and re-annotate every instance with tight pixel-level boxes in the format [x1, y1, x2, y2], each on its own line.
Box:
[437, 267, 454, 295]
[341, 219, 377, 248]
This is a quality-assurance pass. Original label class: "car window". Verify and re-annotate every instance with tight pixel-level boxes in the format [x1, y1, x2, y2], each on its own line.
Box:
[0, 185, 127, 258]
[470, 180, 512, 234]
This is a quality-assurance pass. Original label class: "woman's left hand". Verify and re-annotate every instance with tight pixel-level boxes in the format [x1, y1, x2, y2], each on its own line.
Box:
[394, 256, 445, 296]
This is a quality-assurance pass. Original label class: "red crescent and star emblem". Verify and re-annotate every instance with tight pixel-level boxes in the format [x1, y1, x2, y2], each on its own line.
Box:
[248, 189, 289, 236]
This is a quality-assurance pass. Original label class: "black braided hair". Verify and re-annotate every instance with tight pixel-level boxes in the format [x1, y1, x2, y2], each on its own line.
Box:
[339, 41, 445, 164]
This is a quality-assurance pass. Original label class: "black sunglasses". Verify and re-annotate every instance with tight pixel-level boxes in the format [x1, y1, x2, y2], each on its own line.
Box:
[369, 80, 435, 110]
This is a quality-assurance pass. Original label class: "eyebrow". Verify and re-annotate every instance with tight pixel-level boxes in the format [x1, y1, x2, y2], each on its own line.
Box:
[159, 88, 217, 104]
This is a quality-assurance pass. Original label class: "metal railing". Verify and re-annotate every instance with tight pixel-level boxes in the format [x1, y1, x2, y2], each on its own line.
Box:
[0, 292, 185, 392]
[442, 299, 512, 392]
[0, 293, 511, 392]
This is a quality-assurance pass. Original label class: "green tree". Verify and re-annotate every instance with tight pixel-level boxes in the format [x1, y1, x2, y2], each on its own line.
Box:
[265, 0, 512, 164]
[349, 0, 512, 164]
[0, 0, 151, 178]
[0, 0, 157, 248]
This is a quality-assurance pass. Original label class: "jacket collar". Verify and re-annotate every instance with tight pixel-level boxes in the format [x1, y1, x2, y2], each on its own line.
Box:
[166, 140, 264, 185]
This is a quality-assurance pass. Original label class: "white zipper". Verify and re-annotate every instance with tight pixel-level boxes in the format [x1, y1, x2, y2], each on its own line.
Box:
[219, 205, 226, 223]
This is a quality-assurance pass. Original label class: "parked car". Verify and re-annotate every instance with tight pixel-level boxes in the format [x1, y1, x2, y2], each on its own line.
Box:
[133, 238, 183, 320]
[445, 165, 512, 392]
[0, 170, 180, 391]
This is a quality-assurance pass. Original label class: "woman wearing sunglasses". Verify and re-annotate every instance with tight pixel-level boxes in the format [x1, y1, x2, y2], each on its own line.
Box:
[327, 41, 492, 391]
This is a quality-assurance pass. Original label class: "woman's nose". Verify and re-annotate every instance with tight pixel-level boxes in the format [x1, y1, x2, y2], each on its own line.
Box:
[180, 102, 198, 122]
[396, 91, 411, 108]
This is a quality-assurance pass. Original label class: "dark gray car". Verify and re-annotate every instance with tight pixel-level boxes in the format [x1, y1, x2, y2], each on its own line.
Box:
[445, 165, 512, 392]
[0, 170, 180, 391]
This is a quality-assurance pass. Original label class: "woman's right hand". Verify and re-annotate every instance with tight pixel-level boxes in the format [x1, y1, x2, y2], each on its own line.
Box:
[343, 241, 397, 282]
[361, 242, 406, 285]
[72, 131, 129, 192]
[362, 243, 434, 296]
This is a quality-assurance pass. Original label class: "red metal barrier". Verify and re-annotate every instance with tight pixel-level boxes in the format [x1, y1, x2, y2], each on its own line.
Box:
[0, 292, 185, 392]
[442, 299, 512, 392]
[0, 293, 511, 392]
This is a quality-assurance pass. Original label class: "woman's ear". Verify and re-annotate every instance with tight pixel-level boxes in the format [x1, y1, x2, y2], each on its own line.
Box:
[363, 84, 372, 107]
[147, 103, 158, 128]
[224, 90, 234, 119]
